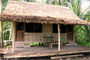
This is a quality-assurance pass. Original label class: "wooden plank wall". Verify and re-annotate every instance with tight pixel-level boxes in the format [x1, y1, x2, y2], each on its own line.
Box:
[24, 33, 67, 43]
[24, 24, 67, 43]
[42, 24, 52, 33]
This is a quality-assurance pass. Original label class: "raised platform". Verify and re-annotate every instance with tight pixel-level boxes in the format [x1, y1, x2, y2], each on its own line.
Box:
[4, 45, 90, 59]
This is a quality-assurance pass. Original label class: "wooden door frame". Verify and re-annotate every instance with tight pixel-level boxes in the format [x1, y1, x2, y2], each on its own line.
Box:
[16, 23, 25, 41]
[67, 25, 74, 43]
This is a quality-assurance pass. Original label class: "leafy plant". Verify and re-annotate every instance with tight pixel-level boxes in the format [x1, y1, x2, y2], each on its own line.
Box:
[66, 0, 90, 45]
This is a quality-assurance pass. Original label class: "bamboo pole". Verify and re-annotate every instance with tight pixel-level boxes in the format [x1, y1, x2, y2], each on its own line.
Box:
[57, 24, 60, 51]
[11, 22, 16, 53]
[0, 0, 2, 48]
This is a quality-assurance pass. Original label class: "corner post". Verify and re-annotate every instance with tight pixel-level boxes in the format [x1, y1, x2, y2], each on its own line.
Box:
[57, 24, 60, 51]
[0, 0, 2, 48]
[0, 22, 2, 48]
[11, 22, 16, 53]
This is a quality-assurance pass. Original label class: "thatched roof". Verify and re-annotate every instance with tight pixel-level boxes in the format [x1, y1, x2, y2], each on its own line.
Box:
[0, 1, 89, 25]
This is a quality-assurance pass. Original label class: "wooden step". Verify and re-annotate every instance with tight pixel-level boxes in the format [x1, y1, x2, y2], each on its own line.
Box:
[15, 41, 30, 48]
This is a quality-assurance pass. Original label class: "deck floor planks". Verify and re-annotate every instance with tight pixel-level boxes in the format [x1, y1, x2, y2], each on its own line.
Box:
[4, 45, 90, 58]
[0, 48, 8, 54]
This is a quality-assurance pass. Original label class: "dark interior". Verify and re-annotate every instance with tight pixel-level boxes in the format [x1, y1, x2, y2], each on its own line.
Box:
[25, 23, 42, 33]
[16, 23, 73, 33]
[53, 24, 66, 33]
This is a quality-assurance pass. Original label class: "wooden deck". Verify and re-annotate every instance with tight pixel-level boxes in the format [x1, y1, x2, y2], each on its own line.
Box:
[0, 48, 8, 54]
[4, 45, 90, 58]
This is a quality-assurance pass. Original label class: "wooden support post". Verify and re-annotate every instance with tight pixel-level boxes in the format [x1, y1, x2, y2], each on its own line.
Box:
[0, 22, 3, 48]
[11, 22, 16, 53]
[58, 24, 60, 51]
[73, 25, 75, 43]
[0, 0, 2, 48]
[66, 25, 67, 43]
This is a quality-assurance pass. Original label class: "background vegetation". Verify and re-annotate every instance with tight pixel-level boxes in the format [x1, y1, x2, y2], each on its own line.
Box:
[2, 0, 90, 47]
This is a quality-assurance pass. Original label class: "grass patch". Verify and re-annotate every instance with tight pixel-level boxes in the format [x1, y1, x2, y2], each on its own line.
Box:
[31, 43, 46, 46]
[31, 43, 39, 46]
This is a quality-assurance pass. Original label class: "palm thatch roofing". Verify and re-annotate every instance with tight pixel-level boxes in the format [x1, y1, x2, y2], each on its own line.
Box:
[0, 1, 89, 25]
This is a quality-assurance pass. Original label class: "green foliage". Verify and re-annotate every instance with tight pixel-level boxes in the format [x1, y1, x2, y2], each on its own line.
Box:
[78, 40, 90, 47]
[75, 57, 78, 60]
[67, 0, 90, 47]
[2, 0, 8, 12]
[75, 25, 90, 42]
[2, 0, 11, 40]
[3, 21, 11, 40]
[2, 0, 8, 6]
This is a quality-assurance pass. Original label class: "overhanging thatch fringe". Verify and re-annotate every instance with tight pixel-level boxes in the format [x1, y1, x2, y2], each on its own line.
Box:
[0, 1, 89, 25]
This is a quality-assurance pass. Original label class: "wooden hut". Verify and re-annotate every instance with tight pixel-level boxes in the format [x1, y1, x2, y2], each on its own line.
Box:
[0, 1, 90, 58]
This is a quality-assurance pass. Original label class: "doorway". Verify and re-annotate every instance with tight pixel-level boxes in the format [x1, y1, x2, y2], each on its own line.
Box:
[16, 23, 24, 41]
[67, 25, 74, 43]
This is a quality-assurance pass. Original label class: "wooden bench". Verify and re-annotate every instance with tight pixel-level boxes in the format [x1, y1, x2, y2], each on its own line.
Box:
[47, 42, 65, 49]
[43, 36, 67, 49]
[48, 42, 57, 49]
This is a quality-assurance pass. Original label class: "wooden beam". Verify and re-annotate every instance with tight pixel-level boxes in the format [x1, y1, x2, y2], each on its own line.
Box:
[51, 54, 84, 59]
[57, 24, 60, 51]
[11, 22, 16, 53]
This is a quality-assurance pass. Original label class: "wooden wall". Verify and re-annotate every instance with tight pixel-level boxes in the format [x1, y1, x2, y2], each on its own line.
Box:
[24, 33, 67, 43]
[42, 24, 52, 33]
[24, 24, 67, 43]
[16, 31, 24, 41]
